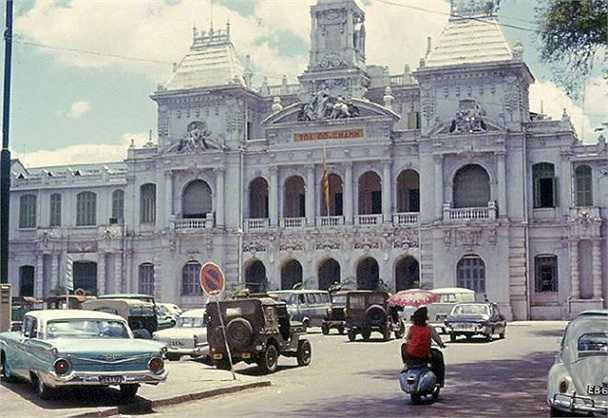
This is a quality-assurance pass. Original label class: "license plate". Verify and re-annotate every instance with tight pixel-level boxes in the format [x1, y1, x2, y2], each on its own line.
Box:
[586, 385, 608, 396]
[99, 376, 124, 385]
[213, 353, 223, 360]
[456, 323, 473, 330]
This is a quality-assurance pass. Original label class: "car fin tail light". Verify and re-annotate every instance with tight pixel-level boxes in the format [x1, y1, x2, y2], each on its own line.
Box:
[559, 378, 569, 393]
[54, 358, 71, 376]
[148, 357, 164, 374]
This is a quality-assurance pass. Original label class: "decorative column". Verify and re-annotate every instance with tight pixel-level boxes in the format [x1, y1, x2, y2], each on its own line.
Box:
[114, 252, 123, 294]
[215, 167, 225, 227]
[344, 163, 354, 225]
[591, 239, 603, 299]
[97, 253, 106, 295]
[34, 254, 44, 298]
[496, 151, 507, 217]
[165, 170, 173, 226]
[570, 240, 580, 299]
[269, 166, 279, 226]
[434, 155, 444, 221]
[50, 253, 59, 292]
[382, 161, 392, 223]
[306, 165, 315, 225]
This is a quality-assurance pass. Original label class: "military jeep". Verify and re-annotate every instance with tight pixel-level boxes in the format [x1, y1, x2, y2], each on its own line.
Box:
[206, 297, 312, 374]
[321, 291, 348, 335]
[345, 290, 405, 341]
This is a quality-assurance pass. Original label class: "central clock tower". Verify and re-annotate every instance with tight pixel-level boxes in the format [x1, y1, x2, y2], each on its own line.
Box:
[300, 0, 369, 99]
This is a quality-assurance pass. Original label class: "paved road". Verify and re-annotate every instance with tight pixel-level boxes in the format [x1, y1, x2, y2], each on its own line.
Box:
[153, 321, 566, 418]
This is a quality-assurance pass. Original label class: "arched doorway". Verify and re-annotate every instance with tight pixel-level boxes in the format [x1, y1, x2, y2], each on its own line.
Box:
[395, 256, 420, 290]
[356, 257, 379, 290]
[358, 171, 382, 214]
[457, 255, 486, 294]
[396, 170, 420, 212]
[19, 265, 35, 297]
[320, 174, 344, 216]
[281, 259, 303, 290]
[245, 260, 267, 292]
[182, 180, 213, 218]
[73, 261, 98, 295]
[453, 164, 490, 208]
[284, 176, 306, 217]
[249, 178, 269, 218]
[318, 259, 341, 290]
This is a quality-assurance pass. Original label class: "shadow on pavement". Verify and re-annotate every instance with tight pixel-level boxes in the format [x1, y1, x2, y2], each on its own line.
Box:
[530, 328, 565, 338]
[236, 364, 299, 377]
[283, 351, 555, 417]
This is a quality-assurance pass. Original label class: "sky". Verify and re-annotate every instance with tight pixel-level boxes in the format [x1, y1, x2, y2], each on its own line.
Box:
[0, 0, 605, 168]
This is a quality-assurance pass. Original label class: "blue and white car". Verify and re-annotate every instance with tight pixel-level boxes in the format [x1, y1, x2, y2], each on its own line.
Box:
[0, 310, 167, 399]
[547, 310, 608, 417]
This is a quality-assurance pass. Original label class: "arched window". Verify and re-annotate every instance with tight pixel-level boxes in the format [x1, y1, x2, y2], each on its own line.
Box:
[358, 171, 382, 214]
[453, 165, 490, 208]
[249, 178, 269, 218]
[19, 265, 35, 297]
[49, 193, 62, 227]
[284, 176, 306, 218]
[396, 170, 420, 212]
[76, 191, 97, 226]
[318, 258, 341, 290]
[356, 257, 379, 290]
[320, 174, 343, 216]
[138, 263, 155, 295]
[182, 180, 212, 219]
[533, 163, 558, 208]
[281, 259, 303, 290]
[112, 190, 125, 224]
[457, 255, 486, 294]
[19, 194, 37, 228]
[575, 165, 593, 207]
[245, 260, 267, 292]
[395, 256, 420, 290]
[73, 261, 98, 294]
[182, 261, 202, 296]
[534, 255, 558, 292]
[140, 183, 156, 224]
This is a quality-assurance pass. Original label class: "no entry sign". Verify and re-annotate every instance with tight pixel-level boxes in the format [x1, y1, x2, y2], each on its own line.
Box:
[199, 262, 225, 297]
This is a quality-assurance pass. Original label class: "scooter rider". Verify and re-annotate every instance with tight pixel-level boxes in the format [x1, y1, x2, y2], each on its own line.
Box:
[402, 306, 446, 387]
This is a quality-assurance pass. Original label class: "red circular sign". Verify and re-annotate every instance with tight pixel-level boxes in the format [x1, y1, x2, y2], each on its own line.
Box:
[199, 262, 225, 297]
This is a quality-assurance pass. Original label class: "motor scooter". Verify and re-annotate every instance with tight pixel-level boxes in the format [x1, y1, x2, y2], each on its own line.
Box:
[399, 346, 444, 404]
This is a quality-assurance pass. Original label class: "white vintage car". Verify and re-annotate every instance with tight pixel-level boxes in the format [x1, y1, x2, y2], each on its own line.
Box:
[0, 310, 167, 399]
[153, 309, 208, 361]
[547, 310, 608, 417]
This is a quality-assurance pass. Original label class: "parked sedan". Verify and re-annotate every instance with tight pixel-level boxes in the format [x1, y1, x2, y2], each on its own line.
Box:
[0, 310, 167, 399]
[547, 310, 607, 417]
[153, 309, 208, 361]
[444, 302, 506, 342]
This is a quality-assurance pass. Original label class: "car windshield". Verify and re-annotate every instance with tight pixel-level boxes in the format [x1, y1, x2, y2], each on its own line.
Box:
[177, 316, 206, 328]
[577, 332, 608, 357]
[451, 304, 489, 316]
[46, 319, 130, 339]
[332, 295, 347, 305]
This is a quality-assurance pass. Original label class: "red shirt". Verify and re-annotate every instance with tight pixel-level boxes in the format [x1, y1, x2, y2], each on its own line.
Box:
[406, 324, 432, 359]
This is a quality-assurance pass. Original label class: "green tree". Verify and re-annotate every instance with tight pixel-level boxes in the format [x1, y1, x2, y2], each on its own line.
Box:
[536, 0, 608, 99]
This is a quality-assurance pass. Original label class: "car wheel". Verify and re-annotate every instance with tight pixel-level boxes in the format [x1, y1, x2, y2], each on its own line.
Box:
[226, 318, 254, 350]
[499, 329, 506, 339]
[120, 384, 139, 399]
[431, 386, 440, 400]
[258, 344, 279, 374]
[449, 333, 456, 343]
[34, 376, 54, 400]
[166, 353, 181, 361]
[296, 340, 312, 367]
[347, 329, 357, 342]
[410, 393, 422, 404]
[337, 326, 345, 335]
[485, 332, 493, 342]
[361, 328, 371, 341]
[0, 354, 16, 382]
[321, 324, 329, 335]
[549, 406, 567, 417]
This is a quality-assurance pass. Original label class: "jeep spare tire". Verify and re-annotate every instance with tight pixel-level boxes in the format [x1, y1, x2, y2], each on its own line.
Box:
[365, 305, 387, 323]
[226, 318, 253, 350]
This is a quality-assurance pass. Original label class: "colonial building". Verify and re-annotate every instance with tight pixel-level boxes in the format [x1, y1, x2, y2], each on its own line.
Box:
[8, 0, 607, 319]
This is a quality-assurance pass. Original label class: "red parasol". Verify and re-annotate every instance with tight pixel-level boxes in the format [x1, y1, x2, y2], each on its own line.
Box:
[387, 289, 439, 308]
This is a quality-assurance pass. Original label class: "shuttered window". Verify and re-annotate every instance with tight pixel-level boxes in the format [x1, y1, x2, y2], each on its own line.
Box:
[533, 163, 558, 208]
[49, 193, 61, 227]
[19, 194, 37, 228]
[575, 165, 593, 207]
[76, 192, 97, 226]
[140, 184, 156, 224]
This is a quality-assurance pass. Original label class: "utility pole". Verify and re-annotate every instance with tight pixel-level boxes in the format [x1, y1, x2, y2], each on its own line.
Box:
[1, 0, 14, 284]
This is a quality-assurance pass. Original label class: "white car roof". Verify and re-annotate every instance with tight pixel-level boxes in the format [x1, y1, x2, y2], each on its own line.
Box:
[181, 308, 206, 317]
[431, 287, 475, 294]
[26, 309, 125, 322]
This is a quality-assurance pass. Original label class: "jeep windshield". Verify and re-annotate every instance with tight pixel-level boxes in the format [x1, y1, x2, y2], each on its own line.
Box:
[349, 294, 385, 309]
[332, 295, 347, 306]
[46, 319, 130, 339]
[177, 316, 206, 328]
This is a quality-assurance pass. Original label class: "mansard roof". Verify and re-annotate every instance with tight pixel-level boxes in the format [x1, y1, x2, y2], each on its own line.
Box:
[164, 24, 247, 91]
[425, 14, 513, 68]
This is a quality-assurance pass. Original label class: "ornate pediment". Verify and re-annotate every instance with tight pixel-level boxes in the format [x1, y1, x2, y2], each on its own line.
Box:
[163, 121, 228, 154]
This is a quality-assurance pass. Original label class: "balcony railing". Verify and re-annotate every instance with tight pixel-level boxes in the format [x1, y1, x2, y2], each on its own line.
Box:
[444, 202, 496, 222]
[317, 216, 345, 227]
[356, 214, 383, 226]
[280, 217, 306, 229]
[393, 212, 419, 225]
[173, 216, 214, 231]
[245, 218, 269, 231]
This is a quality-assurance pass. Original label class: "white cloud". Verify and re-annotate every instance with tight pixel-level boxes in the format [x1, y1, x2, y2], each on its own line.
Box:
[529, 77, 606, 143]
[14, 132, 148, 167]
[66, 100, 90, 119]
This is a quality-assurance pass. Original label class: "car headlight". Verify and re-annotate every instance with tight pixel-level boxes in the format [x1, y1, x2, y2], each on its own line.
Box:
[54, 358, 71, 376]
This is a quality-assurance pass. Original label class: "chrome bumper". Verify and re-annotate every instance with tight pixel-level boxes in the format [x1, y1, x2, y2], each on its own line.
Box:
[550, 393, 608, 416]
[39, 369, 168, 388]
[166, 344, 209, 357]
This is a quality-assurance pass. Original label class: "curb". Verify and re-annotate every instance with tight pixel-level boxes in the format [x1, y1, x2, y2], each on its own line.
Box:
[68, 380, 272, 417]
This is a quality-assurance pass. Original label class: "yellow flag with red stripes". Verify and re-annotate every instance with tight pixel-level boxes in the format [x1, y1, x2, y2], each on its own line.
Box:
[321, 147, 330, 216]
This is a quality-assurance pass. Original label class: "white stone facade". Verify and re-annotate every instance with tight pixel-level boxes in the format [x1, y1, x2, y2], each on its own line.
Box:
[8, 0, 607, 319]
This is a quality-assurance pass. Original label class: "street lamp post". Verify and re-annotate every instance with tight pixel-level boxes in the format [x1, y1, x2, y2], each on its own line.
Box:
[0, 0, 14, 284]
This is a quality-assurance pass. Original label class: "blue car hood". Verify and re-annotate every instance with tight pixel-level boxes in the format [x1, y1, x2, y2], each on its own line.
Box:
[50, 338, 165, 355]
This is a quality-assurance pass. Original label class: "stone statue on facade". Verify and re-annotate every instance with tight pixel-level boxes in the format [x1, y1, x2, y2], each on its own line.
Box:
[449, 100, 487, 134]
[165, 120, 226, 153]
[297, 87, 360, 121]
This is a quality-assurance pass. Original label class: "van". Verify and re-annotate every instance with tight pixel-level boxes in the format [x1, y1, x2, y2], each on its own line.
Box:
[82, 298, 158, 339]
[267, 290, 332, 328]
[428, 288, 477, 332]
